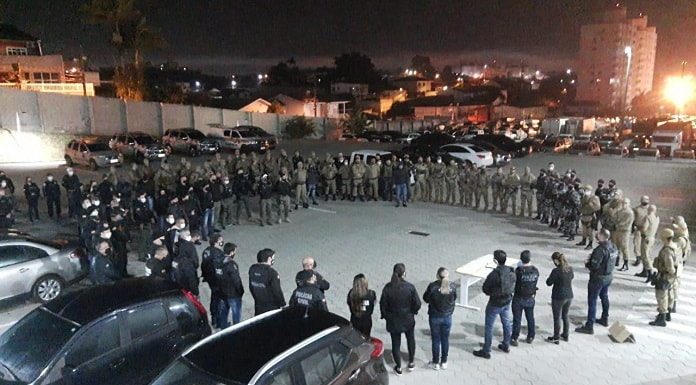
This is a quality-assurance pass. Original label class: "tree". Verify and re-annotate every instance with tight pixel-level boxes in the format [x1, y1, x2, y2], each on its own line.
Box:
[341, 113, 369, 134]
[82, 0, 164, 101]
[267, 58, 304, 86]
[333, 52, 380, 85]
[411, 55, 436, 78]
[283, 116, 316, 139]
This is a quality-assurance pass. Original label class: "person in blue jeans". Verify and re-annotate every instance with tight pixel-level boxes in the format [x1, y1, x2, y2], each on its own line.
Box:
[392, 162, 410, 207]
[423, 267, 457, 370]
[511, 250, 539, 346]
[576, 229, 616, 335]
[474, 250, 516, 359]
[215, 242, 245, 328]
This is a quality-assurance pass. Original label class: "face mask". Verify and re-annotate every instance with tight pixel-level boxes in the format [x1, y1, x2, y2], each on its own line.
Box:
[377, 161, 382, 166]
[641, 202, 648, 206]
[224, 180, 230, 185]
[104, 247, 112, 255]
[1, 181, 6, 188]
[139, 197, 147, 203]
[67, 171, 74, 176]
[344, 161, 348, 165]
[167, 217, 175, 224]
[548, 165, 554, 171]
[102, 231, 112, 239]
[437, 159, 442, 164]
[47, 176, 54, 181]
[93, 201, 100, 206]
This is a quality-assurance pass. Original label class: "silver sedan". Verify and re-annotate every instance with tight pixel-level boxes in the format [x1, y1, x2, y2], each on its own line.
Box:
[0, 236, 87, 303]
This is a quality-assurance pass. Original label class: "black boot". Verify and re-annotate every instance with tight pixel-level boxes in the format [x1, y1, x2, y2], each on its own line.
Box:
[585, 241, 593, 250]
[649, 313, 666, 327]
[333, 195, 336, 201]
[632, 258, 641, 267]
[619, 260, 628, 272]
[576, 238, 587, 246]
[615, 257, 620, 267]
[645, 270, 655, 283]
[666, 312, 671, 322]
[567, 235, 575, 241]
[634, 269, 649, 278]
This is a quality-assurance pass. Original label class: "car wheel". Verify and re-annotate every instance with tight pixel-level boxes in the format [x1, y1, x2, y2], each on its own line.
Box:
[89, 159, 98, 171]
[32, 275, 64, 303]
[65, 156, 73, 166]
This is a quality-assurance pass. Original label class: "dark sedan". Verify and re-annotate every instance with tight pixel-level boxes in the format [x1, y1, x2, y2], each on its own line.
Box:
[470, 134, 530, 158]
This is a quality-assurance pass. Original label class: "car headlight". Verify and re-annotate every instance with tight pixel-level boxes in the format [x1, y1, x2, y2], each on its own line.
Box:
[248, 140, 257, 145]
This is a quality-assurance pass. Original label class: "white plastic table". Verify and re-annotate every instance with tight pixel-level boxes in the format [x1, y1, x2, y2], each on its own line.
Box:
[455, 254, 520, 311]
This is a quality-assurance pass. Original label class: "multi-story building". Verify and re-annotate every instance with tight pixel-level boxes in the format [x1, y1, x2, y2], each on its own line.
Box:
[576, 6, 657, 111]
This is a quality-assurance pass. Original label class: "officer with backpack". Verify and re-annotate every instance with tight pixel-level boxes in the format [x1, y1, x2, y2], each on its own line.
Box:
[576, 229, 617, 335]
[474, 250, 517, 359]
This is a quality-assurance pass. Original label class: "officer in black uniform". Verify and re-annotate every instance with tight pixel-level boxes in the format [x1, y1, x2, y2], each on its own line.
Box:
[201, 233, 226, 328]
[0, 170, 15, 195]
[145, 246, 170, 279]
[0, 188, 13, 229]
[171, 229, 200, 296]
[23, 177, 41, 222]
[43, 173, 62, 219]
[62, 168, 81, 219]
[289, 270, 328, 311]
[249, 248, 286, 315]
[90, 240, 121, 284]
[215, 242, 245, 326]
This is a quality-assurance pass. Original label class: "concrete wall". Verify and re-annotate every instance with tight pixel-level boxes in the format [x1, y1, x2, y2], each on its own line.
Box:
[162, 104, 193, 132]
[0, 88, 42, 132]
[126, 101, 161, 136]
[92, 97, 125, 136]
[193, 106, 222, 135]
[39, 92, 92, 134]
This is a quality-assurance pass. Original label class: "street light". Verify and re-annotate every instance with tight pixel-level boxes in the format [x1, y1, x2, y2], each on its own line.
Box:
[622, 46, 632, 114]
[664, 75, 695, 120]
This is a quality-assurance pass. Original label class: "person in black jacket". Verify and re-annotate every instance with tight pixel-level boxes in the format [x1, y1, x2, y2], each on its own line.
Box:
[294, 257, 330, 293]
[258, 174, 275, 226]
[199, 183, 214, 241]
[146, 246, 170, 280]
[546, 252, 574, 344]
[172, 229, 200, 296]
[43, 173, 62, 219]
[380, 263, 421, 374]
[216, 242, 244, 326]
[249, 248, 285, 315]
[234, 169, 254, 225]
[290, 270, 328, 311]
[474, 250, 516, 359]
[23, 177, 41, 222]
[62, 168, 81, 219]
[89, 240, 121, 284]
[133, 192, 155, 262]
[511, 250, 539, 346]
[347, 273, 376, 337]
[201, 233, 225, 329]
[275, 171, 293, 224]
[393, 162, 410, 207]
[423, 267, 456, 370]
[576, 229, 617, 335]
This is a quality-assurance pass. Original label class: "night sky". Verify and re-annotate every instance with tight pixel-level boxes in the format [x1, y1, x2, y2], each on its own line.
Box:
[4, 0, 696, 78]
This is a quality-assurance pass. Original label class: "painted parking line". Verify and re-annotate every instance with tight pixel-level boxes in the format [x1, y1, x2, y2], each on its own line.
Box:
[308, 207, 337, 214]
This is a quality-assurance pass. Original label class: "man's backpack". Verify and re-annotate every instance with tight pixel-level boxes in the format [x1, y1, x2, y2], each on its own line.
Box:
[498, 267, 516, 297]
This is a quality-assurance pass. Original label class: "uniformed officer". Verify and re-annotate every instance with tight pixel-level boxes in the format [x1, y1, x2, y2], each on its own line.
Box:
[220, 176, 234, 228]
[62, 167, 81, 219]
[431, 156, 446, 203]
[338, 159, 352, 200]
[0, 171, 14, 195]
[294, 256, 330, 292]
[533, 169, 546, 220]
[23, 177, 41, 222]
[275, 169, 293, 223]
[670, 216, 690, 313]
[444, 160, 459, 205]
[648, 228, 677, 327]
[0, 188, 13, 229]
[90, 240, 121, 285]
[490, 167, 505, 211]
[409, 157, 425, 202]
[518, 167, 536, 217]
[258, 174, 275, 226]
[365, 158, 380, 201]
[172, 229, 200, 296]
[636, 204, 659, 278]
[42, 173, 61, 220]
[474, 167, 489, 211]
[234, 169, 254, 224]
[632, 196, 651, 267]
[577, 185, 601, 249]
[321, 159, 338, 201]
[458, 163, 473, 207]
[504, 167, 521, 215]
[290, 270, 328, 312]
[351, 156, 367, 201]
[380, 159, 394, 201]
[613, 198, 635, 271]
[249, 248, 286, 315]
[425, 156, 435, 202]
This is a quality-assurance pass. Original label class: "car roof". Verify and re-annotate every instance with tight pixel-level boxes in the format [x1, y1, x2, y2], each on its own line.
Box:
[352, 150, 391, 156]
[43, 278, 180, 326]
[183, 306, 348, 384]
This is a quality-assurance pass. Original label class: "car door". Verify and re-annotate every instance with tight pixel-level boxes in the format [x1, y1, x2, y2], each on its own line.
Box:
[78, 143, 90, 165]
[296, 342, 351, 385]
[176, 132, 188, 151]
[60, 314, 130, 385]
[0, 245, 39, 300]
[125, 301, 178, 384]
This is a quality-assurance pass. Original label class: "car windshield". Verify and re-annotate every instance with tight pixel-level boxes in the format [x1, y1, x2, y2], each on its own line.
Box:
[86, 143, 110, 152]
[0, 308, 79, 383]
[238, 131, 257, 138]
[652, 136, 676, 143]
[150, 358, 242, 385]
[468, 145, 486, 152]
[134, 135, 156, 145]
[185, 131, 207, 140]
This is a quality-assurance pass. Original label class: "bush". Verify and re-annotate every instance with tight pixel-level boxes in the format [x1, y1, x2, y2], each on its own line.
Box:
[283, 116, 316, 139]
[341, 113, 369, 135]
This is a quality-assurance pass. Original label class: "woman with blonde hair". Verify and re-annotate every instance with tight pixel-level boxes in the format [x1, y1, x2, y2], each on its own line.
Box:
[347, 273, 376, 336]
[545, 252, 574, 344]
[423, 267, 457, 370]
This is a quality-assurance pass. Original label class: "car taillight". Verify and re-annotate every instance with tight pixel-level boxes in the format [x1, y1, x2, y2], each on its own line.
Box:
[69, 248, 85, 259]
[370, 337, 384, 358]
[182, 289, 207, 317]
[476, 154, 485, 159]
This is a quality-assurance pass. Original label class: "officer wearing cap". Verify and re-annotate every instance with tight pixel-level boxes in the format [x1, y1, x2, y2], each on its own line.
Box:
[249, 248, 286, 315]
[649, 228, 677, 327]
[258, 174, 274, 226]
[289, 270, 328, 311]
[632, 196, 651, 267]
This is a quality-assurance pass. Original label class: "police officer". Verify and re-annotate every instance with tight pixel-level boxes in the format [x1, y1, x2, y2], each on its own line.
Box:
[533, 169, 546, 220]
[43, 173, 61, 220]
[172, 229, 200, 296]
[220, 175, 234, 229]
[671, 216, 689, 313]
[338, 159, 352, 200]
[294, 161, 309, 208]
[563, 183, 582, 242]
[380, 158, 394, 201]
[234, 169, 254, 224]
[0, 188, 13, 229]
[215, 242, 245, 326]
[294, 256, 330, 292]
[511, 250, 539, 346]
[577, 185, 601, 249]
[133, 192, 155, 261]
[614, 198, 635, 271]
[23, 177, 41, 222]
[290, 270, 328, 311]
[632, 196, 651, 267]
[576, 229, 617, 335]
[0, 171, 14, 195]
[62, 167, 81, 219]
[258, 174, 275, 226]
[504, 167, 521, 215]
[519, 167, 536, 217]
[649, 228, 677, 327]
[431, 156, 446, 203]
[351, 156, 367, 201]
[414, 157, 429, 202]
[444, 160, 459, 205]
[490, 167, 505, 211]
[275, 169, 293, 223]
[90, 240, 121, 284]
[201, 233, 225, 328]
[474, 167, 489, 211]
[366, 158, 380, 201]
[249, 248, 286, 315]
[145, 246, 170, 279]
[636, 205, 660, 278]
[321, 158, 338, 201]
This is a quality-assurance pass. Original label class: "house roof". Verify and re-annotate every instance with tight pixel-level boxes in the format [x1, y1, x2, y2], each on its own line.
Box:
[0, 24, 37, 41]
[392, 76, 431, 82]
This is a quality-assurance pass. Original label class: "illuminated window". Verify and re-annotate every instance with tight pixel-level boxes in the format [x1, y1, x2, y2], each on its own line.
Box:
[6, 47, 28, 56]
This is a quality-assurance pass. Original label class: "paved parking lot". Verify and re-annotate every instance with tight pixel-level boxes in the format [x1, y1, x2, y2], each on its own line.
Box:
[1, 140, 695, 385]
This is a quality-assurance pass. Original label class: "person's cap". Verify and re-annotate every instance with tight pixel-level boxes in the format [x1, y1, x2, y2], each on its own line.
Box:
[640, 195, 649, 203]
[597, 179, 604, 184]
[609, 179, 616, 184]
[659, 228, 674, 240]
[296, 269, 314, 284]
[585, 184, 593, 191]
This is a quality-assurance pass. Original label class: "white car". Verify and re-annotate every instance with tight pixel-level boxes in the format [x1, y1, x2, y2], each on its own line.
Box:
[338, 133, 368, 142]
[395, 132, 421, 144]
[439, 143, 494, 168]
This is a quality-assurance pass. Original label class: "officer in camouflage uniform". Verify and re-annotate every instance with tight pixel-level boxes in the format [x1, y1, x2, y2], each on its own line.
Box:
[577, 185, 601, 250]
[474, 167, 489, 211]
[563, 183, 582, 241]
[490, 167, 505, 212]
[444, 160, 459, 205]
[321, 160, 338, 201]
[380, 158, 394, 201]
[459, 163, 474, 207]
[504, 166, 521, 215]
[351, 156, 367, 201]
[533, 169, 547, 220]
[519, 167, 536, 217]
[425, 157, 436, 202]
[338, 159, 352, 200]
[431, 156, 446, 203]
[414, 157, 429, 202]
[648, 228, 677, 327]
[670, 216, 690, 313]
[365, 158, 380, 201]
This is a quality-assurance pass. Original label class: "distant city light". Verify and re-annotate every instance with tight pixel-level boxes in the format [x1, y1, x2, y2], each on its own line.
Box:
[442, 86, 448, 91]
[664, 75, 695, 113]
[258, 74, 263, 80]
[194, 81, 201, 87]
[435, 73, 440, 79]
[566, 68, 572, 74]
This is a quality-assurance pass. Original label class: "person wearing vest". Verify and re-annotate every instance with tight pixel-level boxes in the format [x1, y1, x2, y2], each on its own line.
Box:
[576, 229, 617, 335]
[649, 228, 678, 327]
[511, 250, 539, 346]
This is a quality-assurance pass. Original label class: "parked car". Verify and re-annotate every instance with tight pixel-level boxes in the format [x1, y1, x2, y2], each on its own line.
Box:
[149, 306, 388, 385]
[109, 132, 167, 162]
[162, 128, 219, 157]
[468, 134, 530, 158]
[0, 278, 211, 385]
[407, 132, 455, 153]
[380, 130, 405, 142]
[463, 140, 511, 166]
[568, 135, 595, 154]
[596, 134, 620, 150]
[0, 234, 86, 303]
[357, 130, 390, 143]
[438, 143, 494, 168]
[65, 138, 122, 170]
[350, 149, 392, 164]
[394, 132, 421, 144]
[338, 133, 368, 142]
[237, 125, 278, 149]
[212, 127, 268, 153]
[540, 135, 573, 153]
